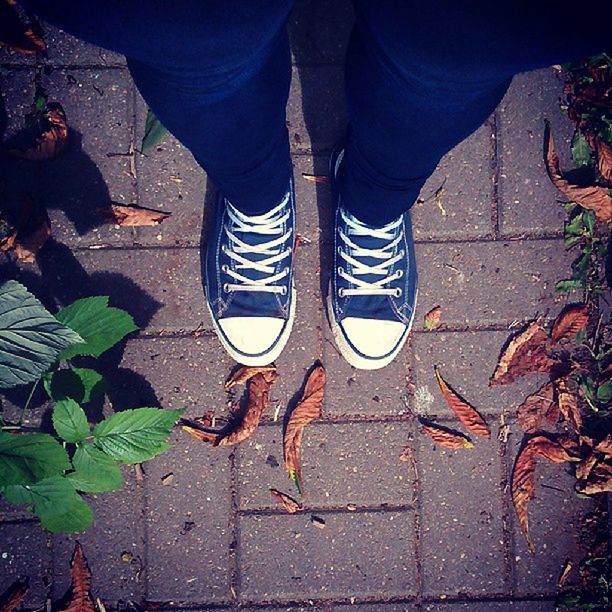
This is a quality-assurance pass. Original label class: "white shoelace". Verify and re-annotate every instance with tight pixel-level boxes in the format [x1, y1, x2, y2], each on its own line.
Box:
[338, 207, 404, 297]
[222, 195, 292, 294]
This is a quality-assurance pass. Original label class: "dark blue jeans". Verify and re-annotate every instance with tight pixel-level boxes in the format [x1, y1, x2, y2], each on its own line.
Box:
[25, 1, 608, 225]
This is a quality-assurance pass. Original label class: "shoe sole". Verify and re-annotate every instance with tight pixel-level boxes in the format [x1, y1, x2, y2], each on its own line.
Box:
[205, 284, 296, 366]
[325, 281, 417, 370]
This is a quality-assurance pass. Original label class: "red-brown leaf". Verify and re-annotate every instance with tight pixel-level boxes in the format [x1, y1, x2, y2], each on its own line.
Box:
[284, 364, 326, 495]
[270, 489, 302, 513]
[434, 366, 490, 438]
[490, 320, 559, 386]
[0, 1, 46, 55]
[224, 365, 276, 390]
[0, 578, 29, 612]
[421, 422, 474, 450]
[551, 303, 590, 343]
[63, 542, 95, 612]
[10, 104, 68, 161]
[517, 382, 559, 433]
[301, 173, 330, 185]
[544, 121, 612, 224]
[424, 306, 442, 331]
[587, 133, 612, 182]
[554, 379, 583, 434]
[96, 203, 171, 227]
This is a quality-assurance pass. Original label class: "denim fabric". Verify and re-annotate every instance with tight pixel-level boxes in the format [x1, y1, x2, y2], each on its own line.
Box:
[24, 1, 609, 224]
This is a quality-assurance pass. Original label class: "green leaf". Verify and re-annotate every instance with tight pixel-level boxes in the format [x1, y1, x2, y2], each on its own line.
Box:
[572, 247, 592, 282]
[565, 211, 585, 237]
[596, 381, 612, 404]
[3, 475, 76, 515]
[555, 279, 583, 293]
[570, 130, 593, 167]
[56, 296, 138, 360]
[0, 431, 71, 486]
[141, 110, 168, 154]
[0, 281, 83, 389]
[52, 399, 89, 443]
[583, 210, 596, 236]
[44, 367, 105, 404]
[93, 407, 182, 463]
[68, 444, 123, 492]
[39, 493, 93, 533]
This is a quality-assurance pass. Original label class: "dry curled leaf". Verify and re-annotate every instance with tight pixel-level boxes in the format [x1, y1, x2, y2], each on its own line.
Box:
[421, 422, 473, 450]
[62, 542, 95, 612]
[512, 435, 578, 545]
[590, 136, 612, 182]
[517, 382, 559, 433]
[224, 365, 276, 390]
[10, 103, 68, 161]
[554, 379, 583, 434]
[434, 366, 490, 438]
[576, 452, 599, 481]
[577, 458, 612, 495]
[424, 306, 442, 331]
[0, 197, 51, 263]
[551, 303, 590, 343]
[301, 173, 330, 185]
[270, 489, 302, 513]
[544, 121, 612, 224]
[558, 559, 574, 588]
[490, 320, 559, 386]
[594, 434, 612, 457]
[0, 577, 29, 612]
[96, 203, 171, 227]
[284, 364, 326, 495]
[0, 0, 46, 55]
[181, 425, 220, 444]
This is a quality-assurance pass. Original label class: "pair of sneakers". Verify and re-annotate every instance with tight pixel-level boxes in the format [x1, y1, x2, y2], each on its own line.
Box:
[205, 149, 418, 369]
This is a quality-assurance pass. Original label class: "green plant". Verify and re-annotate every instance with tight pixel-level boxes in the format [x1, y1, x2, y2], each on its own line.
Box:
[0, 280, 182, 533]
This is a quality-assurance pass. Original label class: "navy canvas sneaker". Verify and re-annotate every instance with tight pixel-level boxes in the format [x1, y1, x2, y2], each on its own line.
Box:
[205, 179, 296, 365]
[327, 149, 418, 369]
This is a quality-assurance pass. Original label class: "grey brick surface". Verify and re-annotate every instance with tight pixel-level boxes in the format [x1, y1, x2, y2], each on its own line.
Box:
[414, 239, 576, 329]
[334, 605, 417, 612]
[497, 69, 574, 236]
[115, 337, 233, 416]
[412, 330, 549, 418]
[145, 430, 233, 602]
[0, 522, 51, 607]
[42, 68, 136, 246]
[506, 424, 594, 596]
[238, 510, 416, 601]
[236, 421, 414, 511]
[289, 0, 354, 66]
[288, 66, 347, 154]
[51, 467, 145, 603]
[422, 601, 555, 611]
[418, 433, 506, 597]
[412, 122, 495, 241]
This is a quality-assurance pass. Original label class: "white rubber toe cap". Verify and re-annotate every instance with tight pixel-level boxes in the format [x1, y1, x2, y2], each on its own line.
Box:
[218, 316, 284, 358]
[340, 317, 407, 359]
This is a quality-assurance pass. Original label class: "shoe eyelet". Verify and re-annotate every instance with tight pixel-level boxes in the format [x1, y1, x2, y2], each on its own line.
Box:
[337, 266, 344, 275]
[223, 283, 230, 293]
[337, 246, 342, 254]
[221, 245, 228, 254]
[394, 287, 402, 298]
[280, 286, 288, 296]
[221, 264, 229, 273]
[396, 269, 404, 279]
[338, 287, 346, 298]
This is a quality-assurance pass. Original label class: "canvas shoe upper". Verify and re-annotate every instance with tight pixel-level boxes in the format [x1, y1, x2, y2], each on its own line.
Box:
[327, 149, 418, 369]
[205, 179, 296, 365]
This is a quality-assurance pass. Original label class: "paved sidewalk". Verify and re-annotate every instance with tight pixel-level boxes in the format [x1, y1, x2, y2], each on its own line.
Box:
[0, 2, 598, 610]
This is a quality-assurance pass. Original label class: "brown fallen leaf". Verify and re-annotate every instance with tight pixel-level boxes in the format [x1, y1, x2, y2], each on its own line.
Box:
[63, 542, 95, 612]
[301, 173, 330, 185]
[490, 320, 559, 386]
[434, 366, 490, 438]
[594, 434, 612, 457]
[421, 422, 474, 450]
[0, 577, 29, 612]
[577, 459, 612, 495]
[558, 559, 574, 588]
[10, 103, 68, 161]
[543, 120, 612, 224]
[587, 133, 612, 183]
[551, 303, 590, 343]
[576, 452, 599, 481]
[399, 446, 414, 462]
[13, 212, 51, 263]
[554, 379, 583, 434]
[424, 306, 442, 331]
[224, 365, 276, 390]
[270, 489, 302, 513]
[512, 435, 578, 545]
[517, 382, 559, 433]
[284, 364, 326, 495]
[96, 203, 171, 227]
[0, 0, 46, 55]
[181, 425, 220, 445]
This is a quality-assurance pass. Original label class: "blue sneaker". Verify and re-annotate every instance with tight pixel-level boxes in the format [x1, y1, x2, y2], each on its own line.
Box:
[327, 149, 418, 369]
[205, 180, 296, 365]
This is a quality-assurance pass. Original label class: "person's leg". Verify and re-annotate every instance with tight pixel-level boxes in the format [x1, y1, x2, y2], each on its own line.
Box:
[24, 0, 298, 365]
[328, 0, 609, 369]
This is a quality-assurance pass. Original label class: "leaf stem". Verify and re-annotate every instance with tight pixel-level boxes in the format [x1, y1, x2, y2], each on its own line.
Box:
[19, 379, 40, 424]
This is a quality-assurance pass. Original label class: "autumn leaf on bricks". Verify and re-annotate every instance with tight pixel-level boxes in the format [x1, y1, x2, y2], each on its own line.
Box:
[434, 366, 490, 438]
[96, 203, 171, 227]
[283, 364, 326, 495]
[517, 382, 559, 433]
[421, 421, 474, 450]
[9, 103, 68, 161]
[0, 578, 29, 612]
[511, 435, 579, 548]
[63, 542, 95, 612]
[550, 303, 590, 344]
[270, 488, 302, 513]
[224, 365, 277, 390]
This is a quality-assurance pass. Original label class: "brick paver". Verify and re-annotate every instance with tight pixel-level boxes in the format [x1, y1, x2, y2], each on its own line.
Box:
[0, 1, 603, 611]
